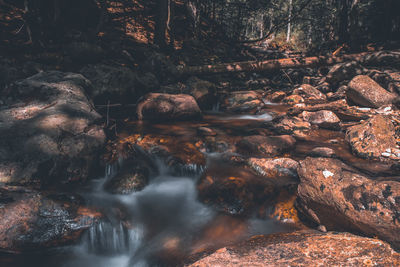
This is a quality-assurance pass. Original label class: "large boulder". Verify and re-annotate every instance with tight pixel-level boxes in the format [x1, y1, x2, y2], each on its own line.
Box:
[80, 64, 156, 104]
[236, 135, 296, 157]
[188, 231, 400, 266]
[347, 75, 397, 108]
[346, 115, 400, 160]
[0, 71, 105, 186]
[136, 93, 202, 121]
[297, 157, 400, 248]
[185, 77, 217, 110]
[0, 186, 101, 252]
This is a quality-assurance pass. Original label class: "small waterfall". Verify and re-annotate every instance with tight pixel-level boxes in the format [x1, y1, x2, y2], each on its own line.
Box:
[83, 221, 143, 255]
[211, 100, 221, 112]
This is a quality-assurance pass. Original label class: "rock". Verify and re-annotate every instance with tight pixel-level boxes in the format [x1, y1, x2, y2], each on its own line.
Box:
[0, 71, 105, 186]
[325, 61, 365, 87]
[185, 77, 217, 109]
[282, 94, 304, 105]
[136, 93, 202, 121]
[308, 147, 336, 158]
[188, 231, 400, 266]
[271, 116, 311, 134]
[301, 110, 340, 129]
[197, 127, 217, 136]
[104, 160, 149, 194]
[347, 75, 397, 108]
[80, 64, 150, 104]
[386, 71, 400, 94]
[292, 84, 326, 102]
[247, 158, 299, 186]
[297, 157, 400, 248]
[64, 42, 104, 64]
[236, 135, 296, 157]
[0, 186, 101, 252]
[269, 91, 286, 103]
[346, 115, 399, 160]
[135, 72, 160, 92]
[328, 85, 347, 100]
[316, 82, 331, 93]
[221, 91, 264, 114]
[143, 52, 179, 82]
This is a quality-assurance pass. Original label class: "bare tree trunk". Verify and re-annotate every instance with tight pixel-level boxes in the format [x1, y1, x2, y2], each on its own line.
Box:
[286, 0, 293, 42]
[155, 0, 169, 49]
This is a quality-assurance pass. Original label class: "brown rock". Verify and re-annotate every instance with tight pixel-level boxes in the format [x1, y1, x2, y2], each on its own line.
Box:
[297, 157, 400, 248]
[197, 127, 217, 136]
[0, 186, 101, 252]
[137, 93, 202, 121]
[346, 115, 400, 160]
[236, 135, 296, 157]
[325, 61, 365, 87]
[247, 157, 299, 186]
[282, 94, 304, 105]
[185, 77, 217, 109]
[301, 110, 340, 129]
[347, 75, 397, 108]
[221, 91, 264, 113]
[271, 116, 311, 134]
[308, 147, 336, 158]
[292, 84, 326, 102]
[188, 231, 400, 266]
[269, 91, 286, 103]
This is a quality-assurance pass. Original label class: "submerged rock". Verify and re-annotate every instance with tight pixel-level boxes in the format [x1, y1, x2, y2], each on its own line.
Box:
[297, 157, 400, 248]
[236, 135, 296, 157]
[0, 186, 101, 252]
[136, 93, 202, 121]
[220, 91, 264, 114]
[347, 75, 397, 108]
[0, 71, 105, 186]
[188, 231, 400, 266]
[346, 114, 400, 160]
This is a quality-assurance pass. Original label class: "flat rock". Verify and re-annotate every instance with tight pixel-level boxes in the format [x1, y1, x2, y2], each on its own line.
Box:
[0, 71, 105, 186]
[236, 135, 296, 157]
[136, 93, 202, 121]
[301, 110, 340, 129]
[346, 114, 400, 160]
[297, 157, 400, 248]
[270, 116, 311, 134]
[0, 186, 101, 252]
[188, 231, 400, 266]
[347, 75, 397, 108]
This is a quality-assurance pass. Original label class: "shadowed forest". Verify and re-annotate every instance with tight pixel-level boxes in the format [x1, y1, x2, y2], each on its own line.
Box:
[1, 0, 400, 266]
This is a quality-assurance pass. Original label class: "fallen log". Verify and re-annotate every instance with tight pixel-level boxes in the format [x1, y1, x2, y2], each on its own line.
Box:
[180, 50, 400, 75]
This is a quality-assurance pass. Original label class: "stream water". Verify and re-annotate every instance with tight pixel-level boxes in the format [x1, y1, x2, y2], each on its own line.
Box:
[1, 105, 395, 267]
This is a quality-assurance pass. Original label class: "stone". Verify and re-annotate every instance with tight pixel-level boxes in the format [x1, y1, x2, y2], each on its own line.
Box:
[271, 116, 311, 134]
[325, 61, 365, 87]
[220, 91, 264, 114]
[292, 84, 326, 102]
[0, 186, 101, 252]
[282, 94, 304, 105]
[247, 158, 299, 186]
[188, 231, 400, 266]
[269, 91, 286, 103]
[297, 157, 400, 248]
[308, 147, 336, 158]
[346, 115, 399, 160]
[136, 93, 202, 121]
[0, 71, 106, 186]
[301, 110, 340, 129]
[185, 77, 217, 109]
[197, 127, 217, 136]
[347, 75, 397, 108]
[236, 135, 296, 157]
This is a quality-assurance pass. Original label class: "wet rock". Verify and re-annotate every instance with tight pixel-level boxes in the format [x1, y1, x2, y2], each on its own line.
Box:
[0, 186, 101, 252]
[297, 157, 400, 248]
[80, 64, 152, 104]
[236, 135, 296, 157]
[308, 147, 336, 158]
[220, 91, 264, 114]
[185, 77, 217, 109]
[347, 75, 397, 108]
[325, 61, 365, 87]
[247, 158, 299, 186]
[197, 127, 217, 136]
[301, 110, 340, 130]
[346, 115, 400, 160]
[271, 116, 311, 134]
[188, 231, 400, 266]
[269, 91, 286, 103]
[104, 161, 149, 194]
[292, 84, 326, 102]
[282, 94, 304, 105]
[0, 71, 105, 186]
[136, 93, 202, 121]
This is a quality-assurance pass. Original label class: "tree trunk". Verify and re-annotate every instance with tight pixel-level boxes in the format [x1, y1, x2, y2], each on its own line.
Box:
[155, 0, 169, 49]
[286, 0, 293, 42]
[181, 51, 376, 75]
